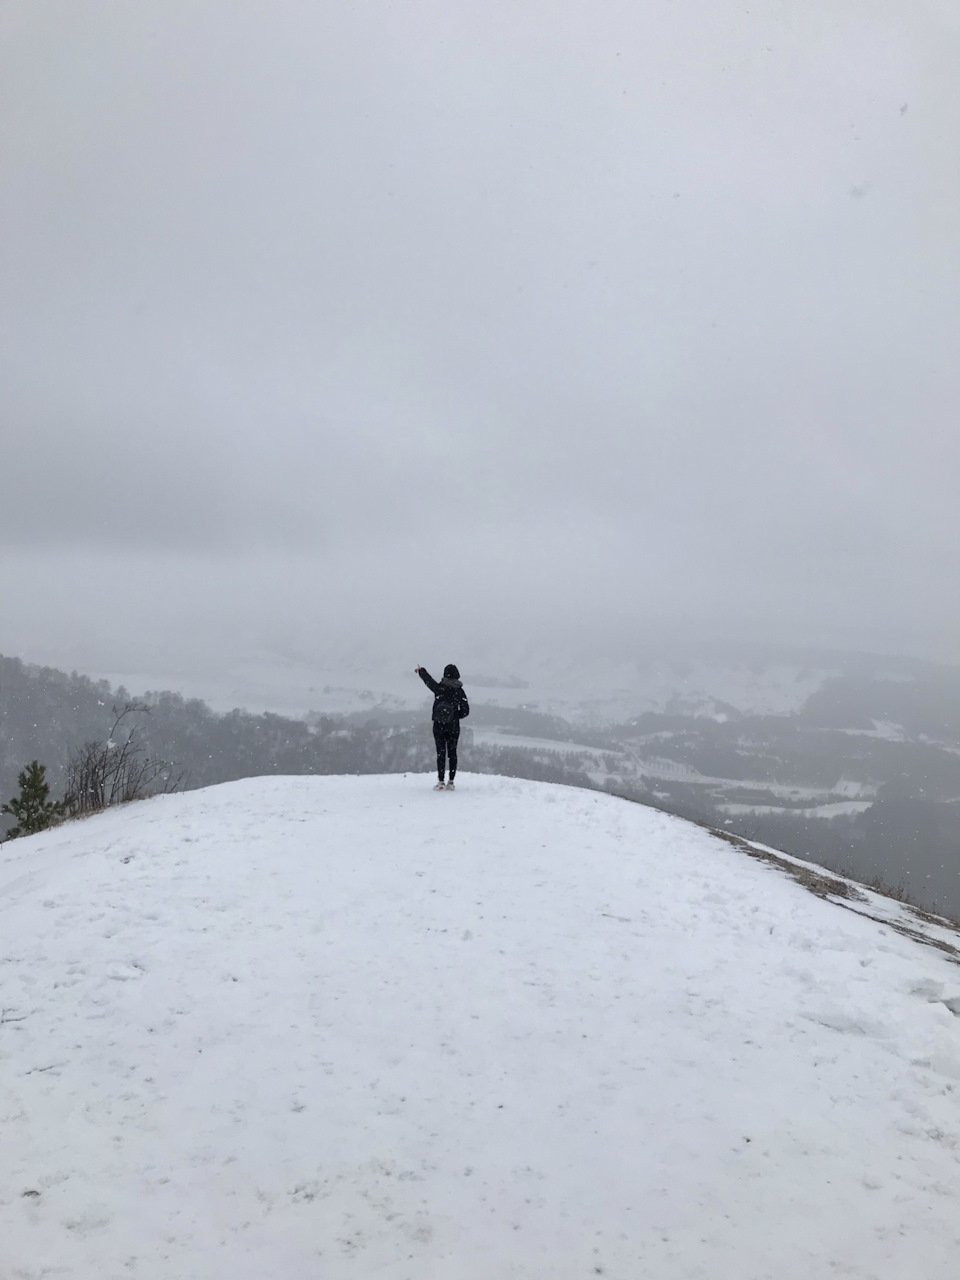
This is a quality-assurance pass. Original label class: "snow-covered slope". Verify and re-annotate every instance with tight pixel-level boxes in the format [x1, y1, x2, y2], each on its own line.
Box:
[3, 775, 960, 1279]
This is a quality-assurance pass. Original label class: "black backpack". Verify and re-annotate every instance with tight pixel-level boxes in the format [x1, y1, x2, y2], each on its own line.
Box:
[435, 683, 468, 724]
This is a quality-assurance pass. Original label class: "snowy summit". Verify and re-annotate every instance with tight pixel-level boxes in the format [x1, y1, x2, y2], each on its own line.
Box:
[3, 774, 960, 1278]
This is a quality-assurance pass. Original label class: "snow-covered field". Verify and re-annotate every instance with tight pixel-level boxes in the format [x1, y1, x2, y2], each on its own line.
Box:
[717, 800, 874, 819]
[3, 774, 960, 1279]
[470, 729, 620, 762]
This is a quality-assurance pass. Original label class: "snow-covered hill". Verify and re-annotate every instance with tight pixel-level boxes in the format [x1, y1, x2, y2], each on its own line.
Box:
[3, 775, 960, 1279]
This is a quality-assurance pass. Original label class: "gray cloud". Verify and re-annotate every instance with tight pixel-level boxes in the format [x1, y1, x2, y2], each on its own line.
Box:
[1, 0, 958, 672]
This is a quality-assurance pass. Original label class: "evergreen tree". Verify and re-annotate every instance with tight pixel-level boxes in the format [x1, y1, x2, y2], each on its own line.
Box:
[1, 761, 65, 839]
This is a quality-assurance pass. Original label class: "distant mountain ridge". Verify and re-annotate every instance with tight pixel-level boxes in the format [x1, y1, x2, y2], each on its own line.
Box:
[88, 641, 935, 724]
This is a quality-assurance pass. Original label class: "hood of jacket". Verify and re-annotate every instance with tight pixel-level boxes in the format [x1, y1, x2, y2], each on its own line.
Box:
[440, 676, 462, 690]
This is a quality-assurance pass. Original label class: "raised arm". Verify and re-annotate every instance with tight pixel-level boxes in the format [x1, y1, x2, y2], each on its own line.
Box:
[416, 666, 441, 694]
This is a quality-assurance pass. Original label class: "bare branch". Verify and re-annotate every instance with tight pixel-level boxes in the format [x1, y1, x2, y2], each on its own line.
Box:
[64, 702, 182, 817]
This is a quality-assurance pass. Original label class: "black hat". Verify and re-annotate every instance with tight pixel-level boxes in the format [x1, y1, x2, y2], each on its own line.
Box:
[443, 664, 460, 680]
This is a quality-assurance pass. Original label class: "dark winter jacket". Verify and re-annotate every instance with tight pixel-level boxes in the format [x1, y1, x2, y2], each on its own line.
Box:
[417, 668, 470, 727]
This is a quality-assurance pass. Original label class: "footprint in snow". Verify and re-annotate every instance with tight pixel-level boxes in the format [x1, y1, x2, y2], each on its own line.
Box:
[910, 978, 943, 999]
[803, 1008, 890, 1039]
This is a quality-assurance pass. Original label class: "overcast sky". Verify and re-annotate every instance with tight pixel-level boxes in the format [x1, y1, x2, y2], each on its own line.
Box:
[1, 0, 958, 680]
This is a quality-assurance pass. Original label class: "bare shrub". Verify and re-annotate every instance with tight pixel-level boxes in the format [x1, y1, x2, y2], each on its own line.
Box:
[64, 703, 183, 818]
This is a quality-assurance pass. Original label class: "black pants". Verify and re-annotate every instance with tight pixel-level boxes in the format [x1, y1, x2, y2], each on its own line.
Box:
[433, 723, 459, 781]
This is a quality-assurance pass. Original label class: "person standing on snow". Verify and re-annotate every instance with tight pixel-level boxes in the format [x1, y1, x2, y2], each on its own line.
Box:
[415, 663, 470, 790]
